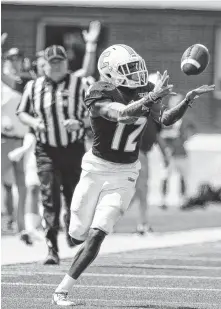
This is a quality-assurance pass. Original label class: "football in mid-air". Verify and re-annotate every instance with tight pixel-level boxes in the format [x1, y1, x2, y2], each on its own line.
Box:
[181, 44, 210, 75]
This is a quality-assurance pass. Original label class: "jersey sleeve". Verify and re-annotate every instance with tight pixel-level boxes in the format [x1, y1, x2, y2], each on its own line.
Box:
[84, 81, 114, 110]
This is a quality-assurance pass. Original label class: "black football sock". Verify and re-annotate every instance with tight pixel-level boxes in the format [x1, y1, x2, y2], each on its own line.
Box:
[68, 229, 106, 280]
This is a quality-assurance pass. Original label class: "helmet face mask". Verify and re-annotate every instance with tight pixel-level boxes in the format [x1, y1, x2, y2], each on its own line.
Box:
[118, 60, 148, 88]
[98, 45, 148, 88]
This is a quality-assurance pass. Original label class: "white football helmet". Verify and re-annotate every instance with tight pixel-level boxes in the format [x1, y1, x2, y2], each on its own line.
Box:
[98, 44, 148, 88]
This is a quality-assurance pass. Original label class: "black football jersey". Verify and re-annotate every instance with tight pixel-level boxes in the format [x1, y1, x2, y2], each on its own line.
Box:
[84, 81, 164, 163]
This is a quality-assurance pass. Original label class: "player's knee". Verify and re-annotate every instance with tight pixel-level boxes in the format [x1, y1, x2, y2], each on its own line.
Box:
[69, 223, 87, 243]
[87, 228, 106, 248]
[69, 236, 84, 246]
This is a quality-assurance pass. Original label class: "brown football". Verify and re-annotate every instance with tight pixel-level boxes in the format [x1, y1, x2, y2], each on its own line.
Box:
[181, 44, 210, 75]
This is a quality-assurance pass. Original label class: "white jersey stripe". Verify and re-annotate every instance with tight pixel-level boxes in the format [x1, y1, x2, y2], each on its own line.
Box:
[56, 82, 68, 146]
[17, 73, 86, 146]
[16, 80, 34, 114]
[43, 84, 56, 146]
[33, 77, 46, 143]
[68, 74, 77, 142]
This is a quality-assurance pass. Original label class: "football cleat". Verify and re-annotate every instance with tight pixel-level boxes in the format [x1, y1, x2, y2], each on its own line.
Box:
[52, 292, 75, 306]
[97, 44, 148, 88]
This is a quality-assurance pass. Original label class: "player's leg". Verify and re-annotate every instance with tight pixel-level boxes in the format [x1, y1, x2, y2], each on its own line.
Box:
[12, 159, 26, 233]
[54, 228, 106, 302]
[135, 151, 152, 234]
[53, 230, 106, 306]
[13, 158, 34, 245]
[55, 174, 137, 289]
[159, 160, 172, 210]
[59, 172, 136, 286]
[175, 156, 189, 207]
[25, 184, 41, 238]
[53, 170, 102, 305]
[24, 150, 41, 239]
[1, 138, 16, 230]
[68, 170, 102, 243]
[2, 138, 29, 241]
[3, 182, 14, 230]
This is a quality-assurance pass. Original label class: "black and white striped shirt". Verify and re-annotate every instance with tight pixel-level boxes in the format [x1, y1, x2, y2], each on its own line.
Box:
[17, 72, 88, 147]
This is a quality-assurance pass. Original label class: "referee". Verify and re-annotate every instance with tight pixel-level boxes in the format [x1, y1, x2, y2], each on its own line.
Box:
[17, 39, 98, 264]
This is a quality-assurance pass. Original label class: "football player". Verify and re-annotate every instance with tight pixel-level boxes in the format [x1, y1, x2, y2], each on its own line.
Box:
[52, 44, 215, 306]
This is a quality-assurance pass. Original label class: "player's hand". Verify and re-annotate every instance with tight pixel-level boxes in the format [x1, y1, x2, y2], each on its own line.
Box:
[154, 70, 169, 92]
[150, 84, 174, 102]
[186, 84, 215, 102]
[82, 20, 101, 43]
[33, 118, 46, 133]
[63, 119, 81, 132]
[152, 70, 176, 102]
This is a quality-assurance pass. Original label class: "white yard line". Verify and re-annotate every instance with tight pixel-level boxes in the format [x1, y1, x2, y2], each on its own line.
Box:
[2, 282, 221, 292]
[2, 271, 221, 280]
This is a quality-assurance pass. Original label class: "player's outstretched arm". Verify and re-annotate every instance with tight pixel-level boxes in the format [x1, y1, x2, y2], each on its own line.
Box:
[161, 84, 215, 126]
[90, 84, 173, 124]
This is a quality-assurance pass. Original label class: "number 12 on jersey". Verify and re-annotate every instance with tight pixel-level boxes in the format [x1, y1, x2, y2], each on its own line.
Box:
[111, 117, 147, 152]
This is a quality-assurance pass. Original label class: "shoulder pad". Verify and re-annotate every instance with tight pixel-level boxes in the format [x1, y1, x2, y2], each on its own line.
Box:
[84, 81, 115, 108]
[89, 81, 116, 93]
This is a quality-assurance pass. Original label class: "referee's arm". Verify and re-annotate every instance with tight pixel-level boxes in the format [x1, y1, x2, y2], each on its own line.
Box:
[75, 21, 101, 77]
[17, 80, 43, 131]
[74, 43, 97, 78]
[78, 77, 93, 129]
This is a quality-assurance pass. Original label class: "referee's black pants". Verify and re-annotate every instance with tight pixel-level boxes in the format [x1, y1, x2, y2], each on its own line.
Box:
[36, 141, 85, 253]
